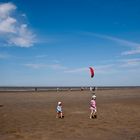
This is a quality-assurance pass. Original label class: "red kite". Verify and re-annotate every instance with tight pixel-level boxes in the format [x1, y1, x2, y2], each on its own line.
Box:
[89, 67, 94, 78]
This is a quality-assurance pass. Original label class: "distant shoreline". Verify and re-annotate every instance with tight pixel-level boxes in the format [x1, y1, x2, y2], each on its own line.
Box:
[0, 86, 140, 92]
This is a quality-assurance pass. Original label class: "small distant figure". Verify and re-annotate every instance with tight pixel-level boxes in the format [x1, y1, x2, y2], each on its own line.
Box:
[89, 95, 97, 119]
[69, 88, 72, 91]
[90, 86, 95, 91]
[90, 87, 93, 91]
[56, 102, 64, 119]
[81, 87, 84, 91]
[35, 88, 37, 92]
[57, 88, 59, 92]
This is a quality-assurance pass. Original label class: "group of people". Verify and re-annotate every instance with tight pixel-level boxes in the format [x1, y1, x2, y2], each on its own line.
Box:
[56, 94, 97, 119]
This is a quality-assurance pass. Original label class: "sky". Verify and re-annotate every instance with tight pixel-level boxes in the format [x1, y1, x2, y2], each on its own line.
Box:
[0, 0, 140, 86]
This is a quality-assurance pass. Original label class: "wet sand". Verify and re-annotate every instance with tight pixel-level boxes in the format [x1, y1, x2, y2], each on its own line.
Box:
[0, 88, 140, 140]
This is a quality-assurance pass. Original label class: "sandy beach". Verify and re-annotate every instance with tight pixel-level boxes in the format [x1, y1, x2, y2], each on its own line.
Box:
[0, 88, 140, 140]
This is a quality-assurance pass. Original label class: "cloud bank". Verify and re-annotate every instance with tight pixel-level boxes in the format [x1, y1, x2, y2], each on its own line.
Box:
[0, 2, 35, 47]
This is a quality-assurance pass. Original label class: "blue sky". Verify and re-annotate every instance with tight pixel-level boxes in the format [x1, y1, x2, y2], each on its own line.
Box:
[0, 0, 140, 86]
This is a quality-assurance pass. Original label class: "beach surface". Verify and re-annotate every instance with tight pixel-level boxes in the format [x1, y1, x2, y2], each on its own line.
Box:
[0, 88, 140, 140]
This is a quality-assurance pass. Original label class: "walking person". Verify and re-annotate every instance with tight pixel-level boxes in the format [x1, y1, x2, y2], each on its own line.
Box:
[89, 95, 97, 119]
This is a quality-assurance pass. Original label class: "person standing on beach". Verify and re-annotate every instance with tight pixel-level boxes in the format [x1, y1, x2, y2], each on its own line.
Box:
[89, 95, 97, 119]
[56, 102, 63, 118]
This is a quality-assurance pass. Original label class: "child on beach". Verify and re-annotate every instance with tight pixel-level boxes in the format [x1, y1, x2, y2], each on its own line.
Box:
[89, 95, 97, 119]
[56, 102, 64, 118]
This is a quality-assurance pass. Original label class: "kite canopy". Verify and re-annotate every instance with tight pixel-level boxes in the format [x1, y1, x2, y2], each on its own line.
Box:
[89, 67, 94, 78]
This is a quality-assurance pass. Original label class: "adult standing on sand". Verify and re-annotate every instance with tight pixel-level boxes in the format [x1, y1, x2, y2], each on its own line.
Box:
[89, 95, 97, 119]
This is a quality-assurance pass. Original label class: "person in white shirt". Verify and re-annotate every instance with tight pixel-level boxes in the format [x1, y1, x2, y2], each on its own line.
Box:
[56, 102, 63, 118]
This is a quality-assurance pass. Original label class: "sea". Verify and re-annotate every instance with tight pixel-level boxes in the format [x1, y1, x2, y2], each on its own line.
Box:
[0, 86, 140, 92]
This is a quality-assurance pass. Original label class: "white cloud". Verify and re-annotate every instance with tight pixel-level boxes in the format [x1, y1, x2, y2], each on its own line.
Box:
[95, 64, 116, 74]
[119, 58, 140, 67]
[97, 58, 140, 70]
[24, 63, 67, 70]
[0, 2, 36, 47]
[0, 2, 16, 18]
[63, 60, 140, 76]
[85, 32, 140, 55]
[86, 32, 140, 47]
[9, 24, 35, 47]
[0, 17, 16, 33]
[24, 63, 46, 69]
[121, 47, 140, 55]
[49, 64, 67, 70]
[64, 67, 88, 73]
[64, 64, 118, 75]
